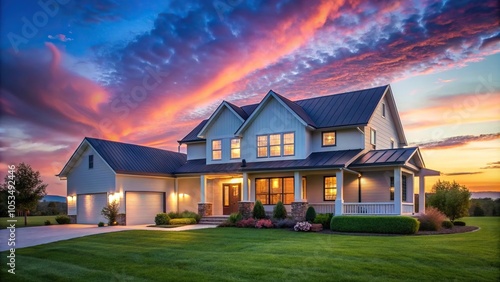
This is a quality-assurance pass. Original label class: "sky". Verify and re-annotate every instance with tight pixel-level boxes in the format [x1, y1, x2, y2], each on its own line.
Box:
[0, 0, 499, 196]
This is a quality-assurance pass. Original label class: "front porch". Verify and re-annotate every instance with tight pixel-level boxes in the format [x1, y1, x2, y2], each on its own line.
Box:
[309, 202, 415, 215]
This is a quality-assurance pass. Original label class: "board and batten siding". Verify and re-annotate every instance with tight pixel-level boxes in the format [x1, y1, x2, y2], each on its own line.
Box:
[115, 175, 174, 214]
[205, 107, 244, 164]
[67, 146, 115, 196]
[311, 128, 364, 152]
[240, 97, 308, 162]
[366, 95, 400, 150]
[186, 142, 206, 160]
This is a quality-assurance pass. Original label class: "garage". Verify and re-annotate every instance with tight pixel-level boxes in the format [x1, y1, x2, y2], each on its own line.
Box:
[126, 192, 165, 225]
[77, 193, 108, 224]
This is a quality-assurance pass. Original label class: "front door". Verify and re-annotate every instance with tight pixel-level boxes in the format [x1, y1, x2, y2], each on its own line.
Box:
[223, 183, 241, 215]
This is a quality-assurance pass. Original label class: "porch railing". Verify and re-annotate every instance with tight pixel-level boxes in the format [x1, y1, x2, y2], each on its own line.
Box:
[309, 203, 335, 214]
[343, 202, 395, 215]
[402, 203, 414, 215]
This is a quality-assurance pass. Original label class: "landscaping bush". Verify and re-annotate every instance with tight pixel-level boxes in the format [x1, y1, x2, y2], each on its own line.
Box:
[417, 207, 447, 231]
[155, 213, 171, 225]
[255, 219, 273, 228]
[217, 221, 235, 227]
[101, 200, 119, 225]
[273, 201, 287, 219]
[229, 212, 243, 224]
[294, 221, 312, 232]
[453, 221, 466, 226]
[314, 213, 333, 229]
[330, 216, 420, 234]
[97, 222, 105, 227]
[167, 211, 178, 219]
[170, 218, 197, 225]
[253, 200, 266, 219]
[427, 180, 471, 221]
[167, 210, 201, 222]
[442, 220, 453, 229]
[236, 218, 256, 228]
[44, 220, 51, 225]
[275, 218, 297, 229]
[55, 215, 71, 224]
[305, 206, 316, 222]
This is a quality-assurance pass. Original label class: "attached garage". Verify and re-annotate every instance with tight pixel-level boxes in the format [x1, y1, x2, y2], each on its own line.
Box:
[126, 192, 165, 225]
[77, 193, 108, 224]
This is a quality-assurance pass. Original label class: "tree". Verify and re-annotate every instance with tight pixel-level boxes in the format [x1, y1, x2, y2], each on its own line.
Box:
[273, 201, 287, 219]
[1, 163, 47, 226]
[305, 206, 316, 222]
[252, 200, 266, 219]
[101, 200, 120, 225]
[427, 180, 471, 222]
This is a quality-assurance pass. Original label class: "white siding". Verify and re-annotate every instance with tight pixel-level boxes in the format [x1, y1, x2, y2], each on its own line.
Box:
[241, 98, 308, 162]
[115, 175, 174, 214]
[311, 128, 364, 152]
[187, 143, 206, 160]
[305, 173, 358, 203]
[366, 96, 401, 149]
[205, 107, 244, 164]
[177, 177, 201, 213]
[359, 171, 392, 202]
[67, 196, 77, 215]
[67, 146, 115, 196]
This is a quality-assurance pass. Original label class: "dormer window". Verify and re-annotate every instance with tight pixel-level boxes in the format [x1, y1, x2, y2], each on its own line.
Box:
[230, 138, 240, 159]
[88, 155, 94, 169]
[322, 131, 336, 147]
[212, 140, 222, 160]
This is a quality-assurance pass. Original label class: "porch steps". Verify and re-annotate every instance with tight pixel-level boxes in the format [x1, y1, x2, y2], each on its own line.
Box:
[199, 215, 230, 225]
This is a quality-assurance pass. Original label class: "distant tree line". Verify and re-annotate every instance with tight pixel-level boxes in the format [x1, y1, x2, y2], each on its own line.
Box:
[469, 198, 500, 216]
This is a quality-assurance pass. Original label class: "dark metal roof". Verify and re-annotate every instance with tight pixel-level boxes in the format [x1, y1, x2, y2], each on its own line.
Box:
[240, 104, 258, 116]
[350, 147, 418, 167]
[273, 91, 317, 127]
[175, 150, 362, 174]
[178, 119, 208, 143]
[86, 137, 187, 176]
[226, 101, 249, 120]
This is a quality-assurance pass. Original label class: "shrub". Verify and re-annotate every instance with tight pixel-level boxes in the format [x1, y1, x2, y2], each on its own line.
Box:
[330, 216, 419, 234]
[229, 212, 243, 224]
[305, 206, 316, 222]
[179, 210, 201, 223]
[275, 218, 297, 229]
[44, 220, 51, 225]
[253, 200, 266, 219]
[472, 205, 485, 216]
[55, 215, 71, 224]
[255, 219, 274, 229]
[453, 221, 466, 226]
[167, 211, 178, 219]
[273, 201, 287, 219]
[155, 213, 171, 225]
[314, 213, 333, 229]
[97, 222, 105, 227]
[236, 218, 256, 228]
[442, 220, 453, 229]
[427, 180, 471, 222]
[294, 221, 312, 232]
[170, 218, 197, 225]
[417, 207, 447, 231]
[101, 200, 120, 225]
[217, 221, 235, 227]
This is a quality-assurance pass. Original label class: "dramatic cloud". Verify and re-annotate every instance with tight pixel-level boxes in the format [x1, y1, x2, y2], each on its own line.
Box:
[415, 133, 500, 149]
[444, 172, 483, 176]
[481, 161, 500, 169]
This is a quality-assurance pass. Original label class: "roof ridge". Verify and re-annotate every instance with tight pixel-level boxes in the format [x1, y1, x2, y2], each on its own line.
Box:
[85, 137, 183, 155]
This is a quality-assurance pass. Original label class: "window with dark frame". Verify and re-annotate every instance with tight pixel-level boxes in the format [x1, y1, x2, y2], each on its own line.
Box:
[255, 177, 294, 204]
[390, 176, 407, 202]
[322, 131, 336, 146]
[230, 138, 241, 159]
[88, 155, 94, 169]
[283, 132, 295, 156]
[257, 132, 295, 158]
[212, 140, 222, 160]
[257, 135, 268, 158]
[324, 176, 337, 201]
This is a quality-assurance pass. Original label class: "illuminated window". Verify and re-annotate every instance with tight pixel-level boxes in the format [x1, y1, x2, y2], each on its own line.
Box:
[256, 179, 269, 204]
[322, 132, 336, 146]
[88, 155, 94, 169]
[212, 140, 222, 160]
[283, 132, 294, 155]
[390, 176, 407, 201]
[257, 135, 268, 158]
[230, 138, 240, 159]
[255, 177, 295, 204]
[257, 132, 295, 157]
[370, 128, 376, 145]
[324, 176, 337, 201]
[223, 186, 229, 206]
[269, 134, 281, 157]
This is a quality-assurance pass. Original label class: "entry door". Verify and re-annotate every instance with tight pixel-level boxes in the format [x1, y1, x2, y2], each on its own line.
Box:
[223, 184, 241, 215]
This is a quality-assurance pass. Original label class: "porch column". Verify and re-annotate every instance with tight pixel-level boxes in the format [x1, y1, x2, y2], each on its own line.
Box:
[198, 175, 212, 216]
[394, 167, 402, 215]
[200, 175, 207, 203]
[291, 171, 307, 221]
[408, 172, 415, 214]
[294, 171, 304, 201]
[419, 175, 425, 214]
[242, 172, 249, 201]
[335, 169, 344, 215]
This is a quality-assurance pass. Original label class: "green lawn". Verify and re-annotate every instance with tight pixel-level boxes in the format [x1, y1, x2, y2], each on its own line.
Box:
[0, 216, 58, 229]
[1, 217, 499, 281]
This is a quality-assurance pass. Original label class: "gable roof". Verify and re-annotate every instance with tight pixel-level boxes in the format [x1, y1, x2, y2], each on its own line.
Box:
[197, 101, 246, 139]
[178, 119, 208, 143]
[58, 137, 187, 178]
[349, 147, 423, 169]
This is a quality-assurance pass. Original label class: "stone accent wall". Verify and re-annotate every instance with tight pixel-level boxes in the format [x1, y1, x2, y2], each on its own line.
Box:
[291, 202, 308, 221]
[69, 215, 77, 224]
[198, 203, 213, 217]
[116, 213, 126, 225]
[238, 201, 255, 219]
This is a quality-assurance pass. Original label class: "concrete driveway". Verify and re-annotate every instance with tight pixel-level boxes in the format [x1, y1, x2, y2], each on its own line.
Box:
[0, 224, 216, 251]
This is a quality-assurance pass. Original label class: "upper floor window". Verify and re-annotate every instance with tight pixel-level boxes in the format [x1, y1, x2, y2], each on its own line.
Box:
[257, 135, 268, 158]
[370, 128, 376, 146]
[382, 103, 386, 118]
[283, 132, 294, 156]
[257, 132, 294, 158]
[88, 155, 94, 169]
[269, 134, 281, 157]
[212, 140, 222, 160]
[390, 139, 395, 149]
[230, 138, 241, 159]
[324, 176, 336, 201]
[322, 131, 336, 147]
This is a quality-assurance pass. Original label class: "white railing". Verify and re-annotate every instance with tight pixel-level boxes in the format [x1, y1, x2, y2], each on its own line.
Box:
[343, 202, 395, 215]
[309, 203, 335, 214]
[402, 203, 414, 215]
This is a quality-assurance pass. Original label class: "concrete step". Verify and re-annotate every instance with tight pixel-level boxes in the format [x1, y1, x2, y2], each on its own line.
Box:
[199, 216, 229, 225]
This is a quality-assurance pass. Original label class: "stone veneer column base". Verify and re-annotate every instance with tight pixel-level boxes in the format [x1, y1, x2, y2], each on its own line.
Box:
[116, 213, 126, 225]
[68, 215, 77, 224]
[238, 201, 255, 219]
[198, 203, 213, 217]
[291, 202, 308, 221]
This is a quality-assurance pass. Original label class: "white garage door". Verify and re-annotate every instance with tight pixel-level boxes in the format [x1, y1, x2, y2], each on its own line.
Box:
[126, 192, 164, 225]
[77, 193, 108, 224]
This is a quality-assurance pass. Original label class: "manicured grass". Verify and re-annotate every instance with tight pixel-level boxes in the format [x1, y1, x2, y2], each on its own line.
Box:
[1, 217, 499, 281]
[0, 216, 58, 229]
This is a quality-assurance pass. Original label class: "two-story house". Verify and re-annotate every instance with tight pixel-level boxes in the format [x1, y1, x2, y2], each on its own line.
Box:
[58, 85, 439, 225]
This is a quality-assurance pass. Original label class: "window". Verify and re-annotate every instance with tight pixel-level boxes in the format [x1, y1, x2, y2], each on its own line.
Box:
[322, 131, 336, 146]
[390, 176, 407, 202]
[255, 177, 294, 204]
[324, 176, 337, 201]
[390, 139, 395, 149]
[212, 140, 222, 160]
[88, 155, 94, 169]
[257, 132, 295, 158]
[223, 186, 229, 206]
[382, 103, 386, 118]
[230, 138, 240, 159]
[370, 128, 376, 145]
